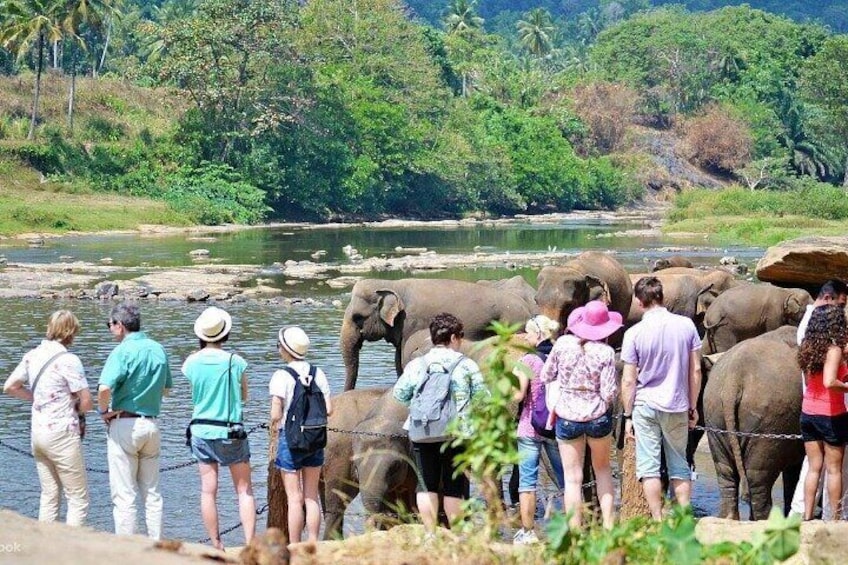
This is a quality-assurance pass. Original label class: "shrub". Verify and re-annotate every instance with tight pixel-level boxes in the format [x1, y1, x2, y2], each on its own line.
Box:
[84, 117, 126, 142]
[683, 104, 753, 173]
[571, 82, 639, 154]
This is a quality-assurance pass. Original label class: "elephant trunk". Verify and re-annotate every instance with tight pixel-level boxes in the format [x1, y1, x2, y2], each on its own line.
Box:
[341, 318, 364, 391]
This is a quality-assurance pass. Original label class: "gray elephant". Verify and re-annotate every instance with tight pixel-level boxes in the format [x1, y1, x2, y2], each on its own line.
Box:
[476, 276, 538, 313]
[625, 271, 723, 330]
[703, 284, 812, 354]
[535, 251, 632, 331]
[320, 387, 416, 539]
[652, 255, 694, 271]
[341, 278, 534, 390]
[703, 326, 804, 520]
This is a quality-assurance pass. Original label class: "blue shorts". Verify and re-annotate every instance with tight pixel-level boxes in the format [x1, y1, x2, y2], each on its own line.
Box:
[190, 436, 250, 466]
[555, 411, 613, 441]
[517, 436, 564, 492]
[274, 433, 324, 472]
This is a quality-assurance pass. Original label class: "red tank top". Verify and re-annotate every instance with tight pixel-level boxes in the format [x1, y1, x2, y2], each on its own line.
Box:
[803, 363, 848, 416]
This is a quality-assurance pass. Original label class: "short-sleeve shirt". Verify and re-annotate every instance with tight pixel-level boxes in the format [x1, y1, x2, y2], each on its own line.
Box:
[182, 348, 248, 439]
[268, 361, 331, 430]
[516, 353, 545, 439]
[539, 334, 618, 422]
[621, 307, 701, 413]
[5, 340, 87, 434]
[99, 332, 172, 417]
[393, 347, 486, 438]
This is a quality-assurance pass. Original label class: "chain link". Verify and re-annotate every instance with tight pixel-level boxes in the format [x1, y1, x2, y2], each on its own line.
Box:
[327, 426, 407, 440]
[198, 503, 270, 544]
[693, 424, 802, 441]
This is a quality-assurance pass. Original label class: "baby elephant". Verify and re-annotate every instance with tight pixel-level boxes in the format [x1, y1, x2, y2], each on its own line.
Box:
[652, 255, 694, 272]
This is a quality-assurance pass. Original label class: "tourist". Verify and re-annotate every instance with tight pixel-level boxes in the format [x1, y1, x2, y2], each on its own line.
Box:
[3, 310, 91, 526]
[393, 312, 486, 535]
[269, 326, 332, 544]
[798, 304, 848, 521]
[621, 277, 702, 519]
[541, 301, 620, 529]
[98, 302, 172, 539]
[512, 314, 564, 543]
[791, 279, 848, 518]
[183, 307, 255, 550]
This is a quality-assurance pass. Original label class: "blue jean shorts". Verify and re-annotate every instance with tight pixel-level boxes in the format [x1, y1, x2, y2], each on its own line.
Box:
[190, 436, 250, 466]
[274, 433, 324, 472]
[517, 436, 564, 492]
[632, 403, 690, 481]
[555, 411, 613, 441]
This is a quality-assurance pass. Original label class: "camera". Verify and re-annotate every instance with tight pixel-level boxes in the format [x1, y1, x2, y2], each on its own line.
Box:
[227, 423, 248, 440]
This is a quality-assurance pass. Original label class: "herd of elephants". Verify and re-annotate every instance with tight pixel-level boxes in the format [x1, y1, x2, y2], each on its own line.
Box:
[321, 251, 813, 536]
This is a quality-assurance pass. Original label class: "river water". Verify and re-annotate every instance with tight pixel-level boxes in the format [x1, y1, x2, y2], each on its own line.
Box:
[0, 218, 768, 543]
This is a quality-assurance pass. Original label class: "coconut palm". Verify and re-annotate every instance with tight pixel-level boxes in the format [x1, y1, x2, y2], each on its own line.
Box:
[443, 0, 483, 36]
[516, 8, 555, 58]
[0, 0, 65, 139]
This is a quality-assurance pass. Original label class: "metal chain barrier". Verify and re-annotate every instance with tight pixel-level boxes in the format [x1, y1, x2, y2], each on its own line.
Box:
[198, 503, 270, 544]
[693, 424, 802, 441]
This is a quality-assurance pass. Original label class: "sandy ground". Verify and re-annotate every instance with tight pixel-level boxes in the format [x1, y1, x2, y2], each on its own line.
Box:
[2, 507, 847, 565]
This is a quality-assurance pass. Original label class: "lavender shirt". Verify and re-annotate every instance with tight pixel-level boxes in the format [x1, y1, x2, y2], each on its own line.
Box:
[621, 307, 701, 413]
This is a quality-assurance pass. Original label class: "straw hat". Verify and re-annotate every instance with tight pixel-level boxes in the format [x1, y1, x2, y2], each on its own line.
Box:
[193, 307, 232, 342]
[279, 326, 310, 359]
[566, 301, 623, 341]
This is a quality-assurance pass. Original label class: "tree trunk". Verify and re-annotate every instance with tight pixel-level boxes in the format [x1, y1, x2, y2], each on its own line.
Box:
[53, 40, 59, 69]
[68, 46, 76, 132]
[843, 151, 848, 188]
[618, 438, 652, 520]
[97, 18, 112, 77]
[28, 32, 44, 141]
[266, 420, 289, 536]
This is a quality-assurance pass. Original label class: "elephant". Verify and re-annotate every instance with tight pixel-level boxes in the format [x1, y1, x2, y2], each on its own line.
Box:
[535, 251, 632, 333]
[625, 272, 720, 331]
[703, 326, 804, 520]
[703, 284, 812, 354]
[652, 255, 694, 272]
[476, 276, 538, 313]
[320, 387, 416, 539]
[341, 278, 535, 390]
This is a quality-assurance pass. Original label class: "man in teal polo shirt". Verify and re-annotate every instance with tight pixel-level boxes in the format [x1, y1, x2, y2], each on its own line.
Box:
[98, 302, 172, 540]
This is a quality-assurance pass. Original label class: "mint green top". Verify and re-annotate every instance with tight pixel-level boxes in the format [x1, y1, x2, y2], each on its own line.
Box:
[182, 348, 248, 439]
[99, 332, 173, 417]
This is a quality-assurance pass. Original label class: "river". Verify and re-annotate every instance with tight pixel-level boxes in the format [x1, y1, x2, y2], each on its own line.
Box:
[0, 217, 768, 543]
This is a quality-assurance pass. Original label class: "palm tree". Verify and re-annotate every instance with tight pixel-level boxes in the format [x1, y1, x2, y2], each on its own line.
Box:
[0, 0, 65, 139]
[443, 0, 483, 36]
[516, 8, 555, 58]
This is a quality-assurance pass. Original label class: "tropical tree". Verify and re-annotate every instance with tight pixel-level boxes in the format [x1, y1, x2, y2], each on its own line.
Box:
[516, 8, 554, 58]
[0, 0, 65, 139]
[443, 0, 483, 36]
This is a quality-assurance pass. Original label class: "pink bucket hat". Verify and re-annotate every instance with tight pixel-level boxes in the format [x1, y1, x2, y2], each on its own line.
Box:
[567, 300, 623, 341]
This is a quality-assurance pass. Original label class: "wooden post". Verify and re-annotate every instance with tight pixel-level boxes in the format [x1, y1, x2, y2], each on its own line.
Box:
[267, 422, 288, 536]
[619, 439, 651, 520]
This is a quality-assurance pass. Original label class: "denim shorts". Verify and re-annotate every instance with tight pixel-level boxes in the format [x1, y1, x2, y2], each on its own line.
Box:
[800, 412, 848, 446]
[555, 411, 613, 441]
[274, 433, 324, 472]
[517, 436, 564, 492]
[632, 403, 690, 481]
[190, 436, 250, 466]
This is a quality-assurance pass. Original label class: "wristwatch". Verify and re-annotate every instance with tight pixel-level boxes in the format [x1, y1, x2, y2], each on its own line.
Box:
[622, 413, 632, 420]
[98, 407, 108, 415]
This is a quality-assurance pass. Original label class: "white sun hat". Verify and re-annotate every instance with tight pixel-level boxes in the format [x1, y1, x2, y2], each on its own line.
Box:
[193, 307, 233, 342]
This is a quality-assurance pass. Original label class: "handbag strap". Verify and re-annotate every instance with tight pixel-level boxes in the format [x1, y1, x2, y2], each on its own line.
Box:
[31, 351, 69, 397]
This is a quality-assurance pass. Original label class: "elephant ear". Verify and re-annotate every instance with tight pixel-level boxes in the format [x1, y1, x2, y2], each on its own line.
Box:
[782, 293, 806, 323]
[586, 275, 611, 305]
[376, 289, 405, 327]
[696, 283, 716, 315]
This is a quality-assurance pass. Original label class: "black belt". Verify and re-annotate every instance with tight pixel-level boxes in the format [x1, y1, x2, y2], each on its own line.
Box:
[116, 411, 156, 419]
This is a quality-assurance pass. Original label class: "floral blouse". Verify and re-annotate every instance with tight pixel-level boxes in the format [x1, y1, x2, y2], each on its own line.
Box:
[539, 334, 617, 422]
[5, 340, 88, 434]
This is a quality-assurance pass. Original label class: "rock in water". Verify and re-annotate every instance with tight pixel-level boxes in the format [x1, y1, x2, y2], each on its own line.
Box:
[187, 288, 210, 302]
[756, 236, 848, 286]
[94, 282, 119, 299]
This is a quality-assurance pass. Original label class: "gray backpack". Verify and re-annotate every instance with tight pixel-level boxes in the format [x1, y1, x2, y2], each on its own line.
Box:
[408, 354, 467, 443]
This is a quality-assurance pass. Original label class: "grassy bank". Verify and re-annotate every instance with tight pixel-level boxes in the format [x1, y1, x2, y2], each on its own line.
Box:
[664, 186, 848, 246]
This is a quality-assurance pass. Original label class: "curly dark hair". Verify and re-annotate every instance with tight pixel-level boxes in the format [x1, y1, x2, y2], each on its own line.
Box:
[798, 304, 848, 373]
[429, 312, 464, 346]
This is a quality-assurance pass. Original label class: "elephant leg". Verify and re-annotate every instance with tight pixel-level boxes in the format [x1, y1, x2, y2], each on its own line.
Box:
[782, 462, 802, 517]
[747, 467, 780, 520]
[321, 471, 359, 540]
[708, 434, 740, 520]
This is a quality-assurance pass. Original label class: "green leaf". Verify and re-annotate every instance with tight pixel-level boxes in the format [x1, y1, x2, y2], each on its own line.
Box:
[545, 512, 572, 554]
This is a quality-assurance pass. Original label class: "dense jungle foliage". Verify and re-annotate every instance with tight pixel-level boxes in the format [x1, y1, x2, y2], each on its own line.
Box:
[1, 0, 847, 224]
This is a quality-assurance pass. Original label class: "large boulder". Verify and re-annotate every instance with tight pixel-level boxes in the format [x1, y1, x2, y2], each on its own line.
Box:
[756, 236, 848, 286]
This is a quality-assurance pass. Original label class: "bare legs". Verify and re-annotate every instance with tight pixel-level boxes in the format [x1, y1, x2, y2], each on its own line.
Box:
[198, 461, 255, 550]
[416, 493, 463, 533]
[558, 435, 615, 529]
[519, 492, 536, 531]
[282, 466, 322, 544]
[804, 440, 845, 520]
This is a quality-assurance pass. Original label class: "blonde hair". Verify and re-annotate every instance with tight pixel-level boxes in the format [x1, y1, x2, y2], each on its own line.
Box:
[525, 315, 559, 342]
[46, 310, 80, 345]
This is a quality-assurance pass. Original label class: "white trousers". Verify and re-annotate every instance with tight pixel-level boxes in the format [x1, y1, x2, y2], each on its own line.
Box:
[106, 417, 163, 539]
[31, 427, 89, 526]
[790, 455, 848, 519]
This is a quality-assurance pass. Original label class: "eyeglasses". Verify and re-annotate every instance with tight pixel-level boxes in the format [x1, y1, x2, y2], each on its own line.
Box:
[106, 321, 118, 329]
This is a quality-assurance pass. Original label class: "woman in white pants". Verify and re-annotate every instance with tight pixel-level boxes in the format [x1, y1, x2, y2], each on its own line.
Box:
[3, 310, 92, 525]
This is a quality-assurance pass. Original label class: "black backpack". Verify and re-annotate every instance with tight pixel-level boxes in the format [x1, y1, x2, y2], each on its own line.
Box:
[283, 364, 328, 453]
